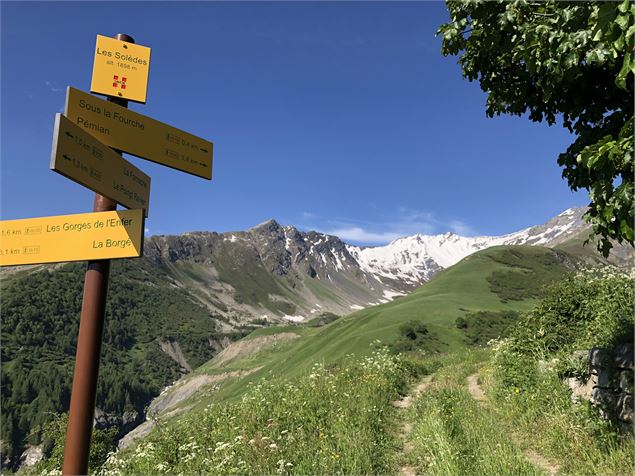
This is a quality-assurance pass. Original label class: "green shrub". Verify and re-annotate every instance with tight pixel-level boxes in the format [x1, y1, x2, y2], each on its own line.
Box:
[488, 268, 634, 474]
[389, 321, 444, 354]
[457, 310, 520, 346]
[455, 317, 467, 329]
[305, 313, 340, 328]
[486, 248, 572, 302]
[500, 267, 633, 359]
[24, 413, 116, 476]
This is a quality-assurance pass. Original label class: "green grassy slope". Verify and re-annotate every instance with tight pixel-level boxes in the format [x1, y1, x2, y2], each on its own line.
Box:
[179, 245, 576, 410]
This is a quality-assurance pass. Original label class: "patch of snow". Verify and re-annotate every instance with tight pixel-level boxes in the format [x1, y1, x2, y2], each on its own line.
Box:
[224, 235, 239, 243]
[559, 208, 576, 217]
[331, 248, 345, 270]
[383, 289, 405, 300]
[282, 315, 305, 323]
[350, 304, 364, 310]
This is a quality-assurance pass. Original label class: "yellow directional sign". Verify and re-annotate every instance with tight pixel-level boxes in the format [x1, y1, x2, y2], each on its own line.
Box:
[51, 114, 151, 216]
[91, 35, 151, 104]
[0, 209, 144, 267]
[65, 87, 213, 180]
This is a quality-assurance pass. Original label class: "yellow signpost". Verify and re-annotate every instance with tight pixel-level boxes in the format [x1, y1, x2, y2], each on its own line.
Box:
[65, 86, 213, 179]
[90, 34, 151, 103]
[0, 209, 144, 267]
[51, 114, 151, 215]
[9, 31, 217, 475]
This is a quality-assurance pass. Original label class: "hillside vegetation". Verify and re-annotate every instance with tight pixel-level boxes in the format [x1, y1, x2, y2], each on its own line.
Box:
[179, 246, 574, 406]
[69, 245, 577, 456]
[0, 259, 245, 468]
[72, 264, 632, 475]
[13, 245, 624, 474]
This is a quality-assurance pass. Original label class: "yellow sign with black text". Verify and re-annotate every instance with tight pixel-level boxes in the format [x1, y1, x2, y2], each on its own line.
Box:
[0, 209, 144, 267]
[51, 114, 151, 215]
[90, 35, 151, 103]
[65, 87, 213, 179]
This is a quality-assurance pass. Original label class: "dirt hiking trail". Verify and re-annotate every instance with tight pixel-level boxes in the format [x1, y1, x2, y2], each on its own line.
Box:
[393, 375, 433, 476]
[466, 373, 560, 476]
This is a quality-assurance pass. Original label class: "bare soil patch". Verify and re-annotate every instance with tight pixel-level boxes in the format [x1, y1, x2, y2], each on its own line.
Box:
[467, 373, 485, 401]
[394, 375, 433, 476]
[213, 332, 300, 366]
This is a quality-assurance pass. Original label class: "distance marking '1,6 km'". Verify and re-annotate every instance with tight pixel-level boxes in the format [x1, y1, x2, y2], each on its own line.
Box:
[50, 114, 151, 216]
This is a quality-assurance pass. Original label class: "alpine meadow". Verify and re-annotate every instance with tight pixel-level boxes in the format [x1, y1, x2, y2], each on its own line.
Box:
[0, 1, 633, 475]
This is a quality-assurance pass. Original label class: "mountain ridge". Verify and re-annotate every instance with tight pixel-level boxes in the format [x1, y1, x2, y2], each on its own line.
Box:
[141, 206, 624, 326]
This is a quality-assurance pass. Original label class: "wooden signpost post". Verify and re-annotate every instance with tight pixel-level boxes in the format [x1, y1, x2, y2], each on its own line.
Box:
[0, 31, 214, 475]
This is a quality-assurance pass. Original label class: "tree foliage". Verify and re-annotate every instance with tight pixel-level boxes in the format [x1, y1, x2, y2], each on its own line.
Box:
[438, 0, 634, 256]
[0, 260, 249, 470]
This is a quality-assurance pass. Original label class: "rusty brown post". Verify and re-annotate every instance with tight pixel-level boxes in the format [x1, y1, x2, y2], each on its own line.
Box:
[62, 33, 134, 476]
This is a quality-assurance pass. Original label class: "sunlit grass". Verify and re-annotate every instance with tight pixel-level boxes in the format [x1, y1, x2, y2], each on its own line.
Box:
[99, 346, 416, 475]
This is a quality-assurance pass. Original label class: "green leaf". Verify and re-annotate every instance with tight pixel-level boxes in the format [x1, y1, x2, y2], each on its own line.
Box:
[593, 27, 603, 42]
[613, 34, 625, 52]
[587, 152, 601, 169]
[615, 14, 629, 31]
[621, 220, 634, 241]
[615, 53, 632, 90]
[618, 0, 630, 14]
[597, 2, 618, 31]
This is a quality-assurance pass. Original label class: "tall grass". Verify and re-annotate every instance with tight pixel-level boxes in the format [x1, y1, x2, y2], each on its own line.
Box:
[99, 346, 415, 475]
[403, 351, 544, 476]
[487, 348, 634, 475]
[408, 387, 544, 476]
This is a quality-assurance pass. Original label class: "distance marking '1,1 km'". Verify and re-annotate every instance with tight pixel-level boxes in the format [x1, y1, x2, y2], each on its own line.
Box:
[65, 86, 213, 179]
[50, 114, 151, 216]
[0, 209, 144, 267]
[91, 34, 151, 104]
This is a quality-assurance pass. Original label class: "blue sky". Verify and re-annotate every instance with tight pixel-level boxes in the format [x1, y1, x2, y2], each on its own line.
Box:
[1, 1, 587, 245]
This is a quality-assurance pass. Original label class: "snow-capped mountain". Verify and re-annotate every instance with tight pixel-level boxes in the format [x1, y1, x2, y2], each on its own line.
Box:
[347, 207, 590, 286]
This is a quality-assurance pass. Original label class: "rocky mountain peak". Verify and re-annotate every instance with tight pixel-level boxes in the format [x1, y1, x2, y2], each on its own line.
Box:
[249, 219, 282, 234]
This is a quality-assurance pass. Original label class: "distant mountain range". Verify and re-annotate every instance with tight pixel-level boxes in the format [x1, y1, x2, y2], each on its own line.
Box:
[142, 207, 631, 326]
